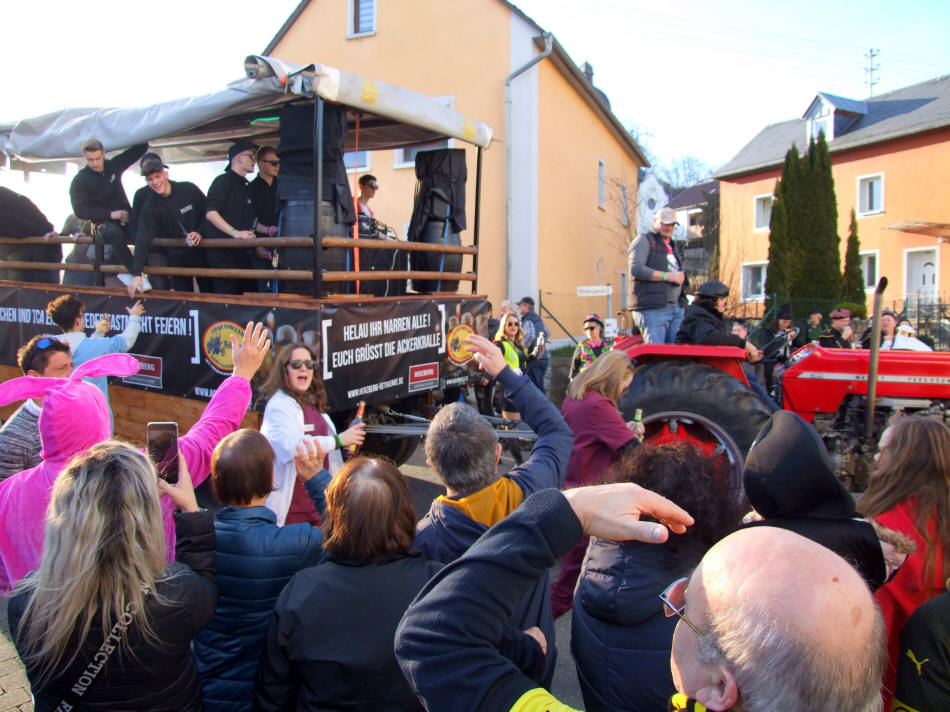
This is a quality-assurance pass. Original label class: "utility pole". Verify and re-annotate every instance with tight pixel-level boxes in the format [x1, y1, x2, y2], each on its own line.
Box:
[865, 49, 880, 96]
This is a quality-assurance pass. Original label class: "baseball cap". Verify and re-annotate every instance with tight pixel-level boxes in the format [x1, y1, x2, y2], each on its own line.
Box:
[139, 152, 168, 176]
[655, 207, 678, 225]
[518, 296, 535, 308]
[228, 140, 258, 163]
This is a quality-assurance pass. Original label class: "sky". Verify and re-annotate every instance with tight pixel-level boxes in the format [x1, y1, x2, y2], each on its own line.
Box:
[2, 0, 949, 179]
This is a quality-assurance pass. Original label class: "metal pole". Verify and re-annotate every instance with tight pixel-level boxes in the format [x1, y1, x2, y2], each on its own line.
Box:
[311, 98, 325, 299]
[865, 276, 888, 438]
[472, 146, 482, 294]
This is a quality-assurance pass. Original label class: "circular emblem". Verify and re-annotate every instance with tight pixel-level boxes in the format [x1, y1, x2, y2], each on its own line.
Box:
[202, 321, 245, 373]
[447, 323, 474, 364]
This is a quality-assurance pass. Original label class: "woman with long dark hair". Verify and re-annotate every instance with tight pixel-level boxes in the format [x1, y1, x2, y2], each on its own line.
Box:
[9, 442, 214, 710]
[571, 443, 743, 712]
[260, 341, 365, 526]
[858, 416, 950, 706]
[255, 456, 442, 710]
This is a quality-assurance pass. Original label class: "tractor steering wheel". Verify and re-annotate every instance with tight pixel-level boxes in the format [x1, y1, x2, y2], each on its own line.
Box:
[759, 327, 801, 361]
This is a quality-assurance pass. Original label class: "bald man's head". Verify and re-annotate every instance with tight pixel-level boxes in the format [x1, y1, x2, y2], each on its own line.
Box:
[671, 527, 886, 712]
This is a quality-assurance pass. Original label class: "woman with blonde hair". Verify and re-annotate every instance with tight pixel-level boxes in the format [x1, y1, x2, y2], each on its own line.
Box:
[858, 416, 950, 706]
[550, 349, 643, 617]
[493, 312, 530, 463]
[8, 441, 214, 710]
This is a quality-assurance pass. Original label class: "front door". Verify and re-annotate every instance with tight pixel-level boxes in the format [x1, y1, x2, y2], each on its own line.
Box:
[906, 248, 938, 306]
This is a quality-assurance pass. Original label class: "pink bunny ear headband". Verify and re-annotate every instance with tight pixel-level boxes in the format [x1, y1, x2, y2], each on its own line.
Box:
[0, 353, 141, 406]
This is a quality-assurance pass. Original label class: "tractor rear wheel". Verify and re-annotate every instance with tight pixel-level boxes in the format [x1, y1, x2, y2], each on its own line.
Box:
[618, 361, 772, 499]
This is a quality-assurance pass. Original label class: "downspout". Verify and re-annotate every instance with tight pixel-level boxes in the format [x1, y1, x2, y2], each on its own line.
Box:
[505, 32, 553, 298]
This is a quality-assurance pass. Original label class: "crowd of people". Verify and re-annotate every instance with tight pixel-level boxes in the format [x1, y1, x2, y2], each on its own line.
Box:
[0, 138, 377, 297]
[0, 293, 944, 712]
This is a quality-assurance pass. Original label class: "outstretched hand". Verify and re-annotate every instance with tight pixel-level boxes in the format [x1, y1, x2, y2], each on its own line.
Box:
[156, 454, 199, 513]
[294, 439, 327, 482]
[563, 482, 693, 543]
[231, 321, 272, 381]
[466, 334, 508, 378]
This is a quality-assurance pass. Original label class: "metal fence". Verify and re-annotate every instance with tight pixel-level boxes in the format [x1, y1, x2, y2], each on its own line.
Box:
[743, 293, 950, 351]
[538, 291, 618, 350]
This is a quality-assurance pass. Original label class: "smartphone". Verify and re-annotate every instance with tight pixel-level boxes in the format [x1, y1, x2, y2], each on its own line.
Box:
[147, 422, 179, 484]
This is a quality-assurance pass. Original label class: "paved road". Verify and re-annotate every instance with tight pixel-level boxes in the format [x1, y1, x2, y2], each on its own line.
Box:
[0, 443, 585, 712]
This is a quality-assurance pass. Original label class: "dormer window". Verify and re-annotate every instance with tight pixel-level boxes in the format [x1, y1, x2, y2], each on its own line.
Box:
[802, 92, 867, 144]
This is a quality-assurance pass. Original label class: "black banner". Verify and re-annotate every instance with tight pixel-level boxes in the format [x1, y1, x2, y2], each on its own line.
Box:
[0, 286, 490, 413]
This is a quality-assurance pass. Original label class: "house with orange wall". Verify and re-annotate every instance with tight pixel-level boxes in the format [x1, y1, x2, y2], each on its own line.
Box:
[715, 75, 950, 313]
[262, 0, 647, 316]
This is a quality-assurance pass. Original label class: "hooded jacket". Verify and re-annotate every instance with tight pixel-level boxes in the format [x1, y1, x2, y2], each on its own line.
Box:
[0, 354, 251, 593]
[742, 410, 885, 590]
[572, 539, 697, 712]
[414, 367, 573, 682]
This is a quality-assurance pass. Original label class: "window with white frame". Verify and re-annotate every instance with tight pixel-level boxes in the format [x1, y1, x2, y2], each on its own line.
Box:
[620, 182, 629, 226]
[742, 262, 768, 301]
[857, 173, 884, 216]
[394, 139, 451, 168]
[344, 150, 370, 172]
[860, 251, 879, 290]
[348, 0, 376, 37]
[597, 159, 606, 209]
[754, 194, 773, 231]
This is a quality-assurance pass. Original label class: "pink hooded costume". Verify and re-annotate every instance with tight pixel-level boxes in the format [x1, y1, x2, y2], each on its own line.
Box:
[0, 353, 251, 594]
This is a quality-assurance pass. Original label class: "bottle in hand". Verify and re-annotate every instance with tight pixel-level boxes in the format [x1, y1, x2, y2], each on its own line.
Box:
[344, 401, 366, 456]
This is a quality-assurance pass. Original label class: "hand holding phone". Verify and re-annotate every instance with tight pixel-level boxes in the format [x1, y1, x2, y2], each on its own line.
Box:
[148, 422, 180, 484]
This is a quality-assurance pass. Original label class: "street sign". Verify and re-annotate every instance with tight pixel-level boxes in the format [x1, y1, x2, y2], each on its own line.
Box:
[576, 285, 613, 297]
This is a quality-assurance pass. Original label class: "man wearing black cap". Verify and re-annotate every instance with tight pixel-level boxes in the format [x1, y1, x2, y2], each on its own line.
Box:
[205, 141, 259, 294]
[627, 207, 689, 344]
[128, 154, 212, 295]
[819, 308, 854, 348]
[518, 296, 550, 392]
[68, 137, 148, 282]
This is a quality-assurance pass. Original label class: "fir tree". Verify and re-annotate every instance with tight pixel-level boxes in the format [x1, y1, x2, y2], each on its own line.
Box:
[842, 208, 866, 304]
[764, 180, 789, 312]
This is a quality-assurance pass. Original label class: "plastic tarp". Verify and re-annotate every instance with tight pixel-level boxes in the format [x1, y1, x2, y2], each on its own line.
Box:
[0, 55, 493, 163]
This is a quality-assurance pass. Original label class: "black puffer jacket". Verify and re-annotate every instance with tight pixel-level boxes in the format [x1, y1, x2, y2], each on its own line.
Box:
[675, 301, 745, 347]
[9, 511, 217, 711]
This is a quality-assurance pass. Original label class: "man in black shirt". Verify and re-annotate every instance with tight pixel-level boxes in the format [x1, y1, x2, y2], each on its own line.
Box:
[0, 187, 61, 283]
[248, 145, 280, 292]
[68, 138, 147, 281]
[205, 140, 259, 294]
[128, 155, 212, 295]
[819, 308, 854, 348]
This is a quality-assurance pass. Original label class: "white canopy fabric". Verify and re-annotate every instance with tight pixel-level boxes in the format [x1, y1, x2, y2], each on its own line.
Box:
[0, 55, 493, 163]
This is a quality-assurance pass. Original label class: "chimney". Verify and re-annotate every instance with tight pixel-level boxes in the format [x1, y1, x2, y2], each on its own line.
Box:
[581, 61, 594, 84]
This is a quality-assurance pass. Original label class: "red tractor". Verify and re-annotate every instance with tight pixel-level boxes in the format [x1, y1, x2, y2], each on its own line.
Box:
[615, 331, 950, 491]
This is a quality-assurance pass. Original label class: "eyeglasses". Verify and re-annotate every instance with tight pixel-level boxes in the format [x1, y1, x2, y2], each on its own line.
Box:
[659, 577, 706, 637]
[287, 359, 317, 370]
[261, 159, 280, 166]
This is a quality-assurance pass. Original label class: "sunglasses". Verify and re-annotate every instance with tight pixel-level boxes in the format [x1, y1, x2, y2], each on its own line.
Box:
[368, 183, 379, 189]
[261, 159, 280, 166]
[34, 337, 58, 350]
[659, 577, 706, 637]
[287, 359, 317, 370]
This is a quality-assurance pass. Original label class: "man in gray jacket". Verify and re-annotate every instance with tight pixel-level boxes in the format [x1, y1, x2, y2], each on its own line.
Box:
[627, 207, 688, 343]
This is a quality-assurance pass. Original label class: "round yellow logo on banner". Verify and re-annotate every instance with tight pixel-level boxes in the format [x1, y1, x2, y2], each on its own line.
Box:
[202, 321, 244, 372]
[447, 323, 474, 364]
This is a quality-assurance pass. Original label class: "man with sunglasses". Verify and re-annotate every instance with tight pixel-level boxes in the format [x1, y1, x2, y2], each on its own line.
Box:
[0, 336, 73, 480]
[247, 146, 281, 292]
[398, 485, 886, 711]
[357, 174, 378, 217]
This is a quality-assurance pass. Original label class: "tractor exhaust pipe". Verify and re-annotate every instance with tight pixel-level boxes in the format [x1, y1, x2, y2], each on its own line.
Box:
[865, 276, 888, 438]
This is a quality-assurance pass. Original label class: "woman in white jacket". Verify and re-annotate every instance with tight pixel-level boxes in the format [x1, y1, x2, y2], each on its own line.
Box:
[260, 342, 365, 526]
